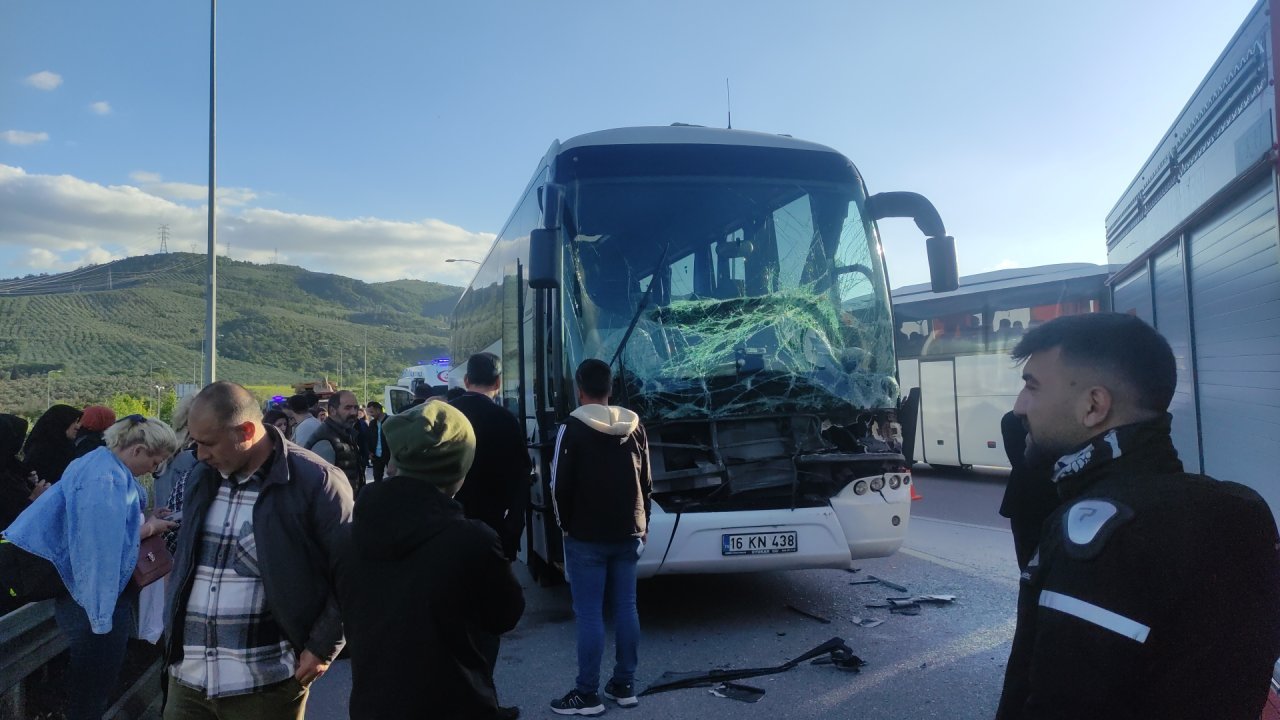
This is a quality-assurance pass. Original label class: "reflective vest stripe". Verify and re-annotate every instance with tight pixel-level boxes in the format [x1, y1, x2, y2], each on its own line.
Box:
[1039, 590, 1150, 643]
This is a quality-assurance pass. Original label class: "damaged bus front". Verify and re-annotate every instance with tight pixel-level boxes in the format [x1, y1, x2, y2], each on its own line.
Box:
[457, 125, 957, 581]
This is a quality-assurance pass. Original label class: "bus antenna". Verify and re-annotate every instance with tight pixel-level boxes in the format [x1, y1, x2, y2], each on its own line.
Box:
[726, 78, 733, 129]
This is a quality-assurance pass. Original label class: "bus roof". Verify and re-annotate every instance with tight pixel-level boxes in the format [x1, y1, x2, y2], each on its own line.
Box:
[891, 263, 1112, 317]
[558, 125, 845, 156]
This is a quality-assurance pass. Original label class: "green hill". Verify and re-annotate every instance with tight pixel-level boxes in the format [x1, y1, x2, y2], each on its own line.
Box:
[0, 253, 463, 416]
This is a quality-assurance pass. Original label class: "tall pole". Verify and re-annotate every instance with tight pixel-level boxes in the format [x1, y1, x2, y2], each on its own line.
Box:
[202, 0, 218, 385]
[362, 326, 368, 404]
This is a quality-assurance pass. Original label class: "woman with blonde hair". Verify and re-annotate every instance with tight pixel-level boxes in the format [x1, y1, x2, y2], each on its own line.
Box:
[2, 414, 179, 720]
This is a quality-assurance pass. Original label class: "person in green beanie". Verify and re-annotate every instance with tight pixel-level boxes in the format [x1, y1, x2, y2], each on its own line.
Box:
[335, 401, 526, 720]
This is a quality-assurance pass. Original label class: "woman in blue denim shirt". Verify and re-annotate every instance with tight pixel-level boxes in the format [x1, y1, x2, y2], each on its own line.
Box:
[3, 414, 179, 720]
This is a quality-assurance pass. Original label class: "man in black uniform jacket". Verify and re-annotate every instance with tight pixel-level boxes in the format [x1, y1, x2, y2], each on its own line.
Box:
[998, 410, 1059, 571]
[450, 352, 532, 561]
[996, 312, 1280, 719]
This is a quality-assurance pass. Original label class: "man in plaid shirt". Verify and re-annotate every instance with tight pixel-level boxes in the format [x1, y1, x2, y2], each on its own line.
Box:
[164, 382, 353, 719]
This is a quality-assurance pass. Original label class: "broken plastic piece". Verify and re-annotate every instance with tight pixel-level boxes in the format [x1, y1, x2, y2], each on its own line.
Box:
[866, 575, 908, 592]
[710, 682, 766, 703]
[809, 646, 867, 671]
[642, 637, 859, 695]
[786, 604, 832, 624]
[849, 578, 879, 585]
[848, 616, 884, 629]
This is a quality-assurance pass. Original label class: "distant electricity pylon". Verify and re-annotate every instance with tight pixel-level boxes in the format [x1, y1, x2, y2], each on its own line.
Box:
[158, 224, 170, 253]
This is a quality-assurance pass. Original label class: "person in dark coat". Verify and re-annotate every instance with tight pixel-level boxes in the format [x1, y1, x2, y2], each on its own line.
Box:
[336, 401, 525, 720]
[995, 313, 1280, 719]
[997, 410, 1059, 570]
[450, 353, 531, 560]
[0, 413, 49, 530]
[362, 401, 389, 483]
[22, 404, 82, 484]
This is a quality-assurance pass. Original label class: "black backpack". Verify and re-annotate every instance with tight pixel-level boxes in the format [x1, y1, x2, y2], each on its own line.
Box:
[0, 538, 64, 614]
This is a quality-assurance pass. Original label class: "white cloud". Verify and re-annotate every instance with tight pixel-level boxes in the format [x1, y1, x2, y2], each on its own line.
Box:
[89, 101, 112, 115]
[2, 130, 50, 146]
[128, 170, 257, 207]
[0, 164, 494, 285]
[24, 71, 62, 91]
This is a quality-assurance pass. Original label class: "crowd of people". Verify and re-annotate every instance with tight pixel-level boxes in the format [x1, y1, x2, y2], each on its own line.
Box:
[0, 352, 652, 720]
[3, 313, 1280, 719]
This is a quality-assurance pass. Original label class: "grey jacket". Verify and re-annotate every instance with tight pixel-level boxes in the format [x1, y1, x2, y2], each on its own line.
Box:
[163, 425, 354, 664]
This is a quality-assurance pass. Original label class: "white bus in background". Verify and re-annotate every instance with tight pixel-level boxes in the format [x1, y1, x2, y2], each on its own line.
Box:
[451, 124, 961, 582]
[893, 263, 1110, 469]
[383, 357, 451, 414]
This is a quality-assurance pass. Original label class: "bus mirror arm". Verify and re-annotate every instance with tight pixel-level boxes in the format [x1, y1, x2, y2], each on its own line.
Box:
[865, 192, 959, 293]
[530, 184, 566, 290]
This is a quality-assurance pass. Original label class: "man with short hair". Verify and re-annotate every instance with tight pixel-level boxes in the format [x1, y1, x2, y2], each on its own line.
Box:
[995, 313, 1280, 719]
[307, 390, 364, 495]
[450, 352, 532, 560]
[335, 401, 525, 720]
[363, 401, 389, 483]
[164, 381, 354, 720]
[550, 359, 651, 715]
[288, 394, 321, 447]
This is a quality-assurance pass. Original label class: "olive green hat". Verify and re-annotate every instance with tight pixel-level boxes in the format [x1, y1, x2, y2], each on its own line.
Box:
[382, 401, 476, 486]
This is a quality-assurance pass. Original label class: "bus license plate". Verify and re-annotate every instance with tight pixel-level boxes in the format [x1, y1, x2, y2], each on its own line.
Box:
[721, 531, 798, 556]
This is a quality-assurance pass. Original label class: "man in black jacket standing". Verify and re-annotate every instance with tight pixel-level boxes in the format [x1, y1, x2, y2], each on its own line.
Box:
[550, 359, 652, 716]
[362, 401, 389, 483]
[995, 313, 1280, 719]
[450, 353, 531, 560]
[997, 410, 1059, 571]
[336, 401, 525, 720]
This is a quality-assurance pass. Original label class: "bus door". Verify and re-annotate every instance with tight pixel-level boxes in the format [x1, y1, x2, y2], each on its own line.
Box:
[919, 360, 961, 467]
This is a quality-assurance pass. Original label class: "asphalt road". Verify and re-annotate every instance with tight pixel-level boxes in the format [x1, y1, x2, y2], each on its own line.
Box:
[307, 465, 1020, 719]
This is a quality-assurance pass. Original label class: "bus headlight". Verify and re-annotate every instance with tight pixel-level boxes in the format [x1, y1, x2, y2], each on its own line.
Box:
[888, 475, 901, 489]
[902, 475, 911, 485]
[853, 480, 869, 495]
[870, 477, 885, 492]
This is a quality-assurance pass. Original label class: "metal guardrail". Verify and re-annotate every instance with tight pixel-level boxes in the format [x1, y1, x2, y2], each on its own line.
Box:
[0, 600, 68, 718]
[0, 600, 163, 719]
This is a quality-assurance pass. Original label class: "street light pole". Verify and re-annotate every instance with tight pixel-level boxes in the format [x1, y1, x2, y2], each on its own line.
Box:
[203, 0, 218, 385]
[362, 326, 368, 404]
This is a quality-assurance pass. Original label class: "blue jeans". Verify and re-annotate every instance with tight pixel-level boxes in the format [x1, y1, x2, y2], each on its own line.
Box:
[54, 592, 135, 720]
[563, 535, 642, 694]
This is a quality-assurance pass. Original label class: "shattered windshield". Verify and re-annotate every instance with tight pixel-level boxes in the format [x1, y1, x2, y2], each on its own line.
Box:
[559, 149, 897, 421]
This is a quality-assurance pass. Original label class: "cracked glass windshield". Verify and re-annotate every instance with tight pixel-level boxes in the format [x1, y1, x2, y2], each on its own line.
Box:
[560, 147, 897, 421]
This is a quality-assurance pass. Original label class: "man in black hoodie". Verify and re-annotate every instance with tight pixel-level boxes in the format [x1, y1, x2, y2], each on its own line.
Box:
[336, 401, 525, 720]
[549, 359, 652, 716]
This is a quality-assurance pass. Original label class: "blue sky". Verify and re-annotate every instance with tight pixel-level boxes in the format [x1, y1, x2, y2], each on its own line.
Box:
[0, 0, 1258, 287]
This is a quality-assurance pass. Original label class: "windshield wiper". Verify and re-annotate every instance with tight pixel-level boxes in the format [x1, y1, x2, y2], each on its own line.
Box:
[610, 241, 671, 369]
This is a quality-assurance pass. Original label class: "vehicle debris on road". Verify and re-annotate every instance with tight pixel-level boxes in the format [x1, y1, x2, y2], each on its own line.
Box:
[641, 637, 864, 696]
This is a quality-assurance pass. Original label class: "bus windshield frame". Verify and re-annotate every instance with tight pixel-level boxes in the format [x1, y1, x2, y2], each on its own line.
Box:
[553, 143, 899, 422]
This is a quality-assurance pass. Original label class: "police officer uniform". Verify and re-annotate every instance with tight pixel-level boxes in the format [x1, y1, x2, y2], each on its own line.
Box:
[997, 415, 1280, 720]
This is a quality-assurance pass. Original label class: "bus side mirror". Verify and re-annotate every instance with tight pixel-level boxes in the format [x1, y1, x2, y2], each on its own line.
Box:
[530, 183, 565, 290]
[528, 228, 560, 290]
[866, 191, 959, 293]
[926, 235, 958, 293]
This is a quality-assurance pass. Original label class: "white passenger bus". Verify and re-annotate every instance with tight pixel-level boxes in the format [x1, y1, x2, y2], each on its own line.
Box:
[893, 263, 1110, 469]
[452, 125, 960, 581]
